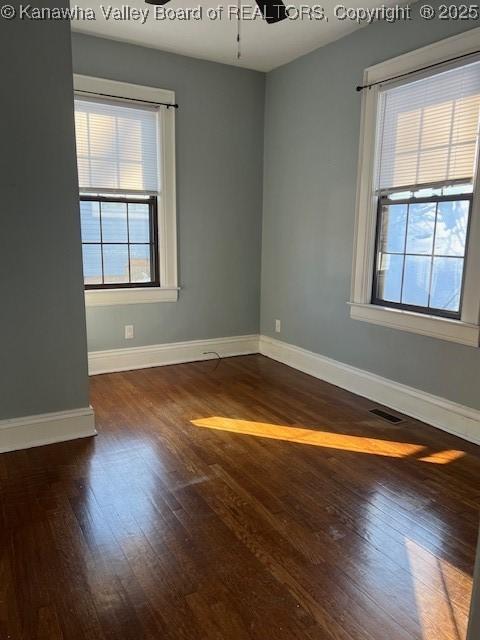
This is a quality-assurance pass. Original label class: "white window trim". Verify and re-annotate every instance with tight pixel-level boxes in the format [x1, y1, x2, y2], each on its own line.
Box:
[350, 28, 480, 347]
[73, 74, 178, 306]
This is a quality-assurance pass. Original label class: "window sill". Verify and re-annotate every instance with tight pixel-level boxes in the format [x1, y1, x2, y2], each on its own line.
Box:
[349, 302, 479, 347]
[85, 287, 179, 307]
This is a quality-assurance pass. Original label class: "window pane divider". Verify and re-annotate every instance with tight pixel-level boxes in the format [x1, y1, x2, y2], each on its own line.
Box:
[426, 202, 440, 309]
[99, 199, 104, 285]
[399, 201, 409, 302]
[126, 201, 132, 284]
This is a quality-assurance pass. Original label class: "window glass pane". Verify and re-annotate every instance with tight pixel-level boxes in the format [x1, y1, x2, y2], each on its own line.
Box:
[434, 200, 469, 257]
[82, 244, 102, 285]
[389, 190, 412, 201]
[80, 201, 100, 242]
[376, 254, 403, 302]
[379, 204, 407, 253]
[443, 183, 473, 195]
[405, 202, 436, 254]
[128, 203, 150, 243]
[103, 245, 129, 284]
[402, 255, 431, 307]
[101, 202, 128, 242]
[413, 186, 442, 198]
[430, 257, 463, 312]
[130, 245, 152, 283]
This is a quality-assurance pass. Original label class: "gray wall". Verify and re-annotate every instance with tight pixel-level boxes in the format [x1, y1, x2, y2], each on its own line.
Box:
[71, 33, 265, 352]
[0, 3, 90, 419]
[260, 5, 480, 409]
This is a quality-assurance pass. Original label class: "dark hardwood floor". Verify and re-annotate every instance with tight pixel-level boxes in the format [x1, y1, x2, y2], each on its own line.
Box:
[1, 354, 479, 640]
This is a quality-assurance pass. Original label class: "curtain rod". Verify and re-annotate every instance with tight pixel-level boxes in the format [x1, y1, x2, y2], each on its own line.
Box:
[356, 48, 480, 92]
[75, 89, 179, 109]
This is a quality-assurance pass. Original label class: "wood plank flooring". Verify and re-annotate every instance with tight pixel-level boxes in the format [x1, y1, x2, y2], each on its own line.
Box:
[1, 354, 479, 640]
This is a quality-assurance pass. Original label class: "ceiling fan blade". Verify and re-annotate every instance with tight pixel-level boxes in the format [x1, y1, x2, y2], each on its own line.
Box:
[255, 0, 288, 23]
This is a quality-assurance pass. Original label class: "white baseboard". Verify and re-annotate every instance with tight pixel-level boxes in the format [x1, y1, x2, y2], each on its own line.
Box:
[259, 335, 480, 446]
[0, 407, 96, 454]
[88, 334, 260, 375]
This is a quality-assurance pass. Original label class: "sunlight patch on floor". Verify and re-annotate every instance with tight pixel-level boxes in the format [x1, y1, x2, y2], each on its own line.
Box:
[191, 417, 465, 463]
[190, 417, 466, 462]
[405, 537, 468, 640]
[417, 450, 465, 464]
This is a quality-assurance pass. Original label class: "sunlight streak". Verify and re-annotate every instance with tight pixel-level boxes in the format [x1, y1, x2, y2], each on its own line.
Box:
[191, 417, 466, 464]
[418, 450, 465, 464]
[191, 417, 424, 458]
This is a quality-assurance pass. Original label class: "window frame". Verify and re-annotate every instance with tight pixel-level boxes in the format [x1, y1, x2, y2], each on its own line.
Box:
[81, 194, 160, 290]
[73, 74, 178, 306]
[371, 191, 473, 320]
[350, 28, 480, 347]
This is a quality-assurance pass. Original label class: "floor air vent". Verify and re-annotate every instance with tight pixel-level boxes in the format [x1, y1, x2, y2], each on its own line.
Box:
[369, 408, 405, 424]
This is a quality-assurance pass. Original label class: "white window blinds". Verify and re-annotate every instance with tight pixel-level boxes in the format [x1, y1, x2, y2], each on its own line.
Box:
[74, 96, 160, 194]
[375, 60, 480, 193]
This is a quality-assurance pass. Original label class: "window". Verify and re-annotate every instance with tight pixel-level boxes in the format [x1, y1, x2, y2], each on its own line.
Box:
[372, 189, 472, 319]
[80, 195, 159, 289]
[351, 29, 480, 346]
[371, 62, 479, 319]
[73, 75, 178, 305]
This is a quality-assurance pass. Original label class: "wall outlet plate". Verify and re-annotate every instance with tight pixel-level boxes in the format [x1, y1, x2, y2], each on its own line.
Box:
[125, 325, 134, 340]
[275, 319, 281, 333]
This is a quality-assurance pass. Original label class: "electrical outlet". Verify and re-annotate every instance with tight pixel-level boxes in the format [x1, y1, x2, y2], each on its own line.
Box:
[275, 319, 281, 333]
[125, 325, 134, 340]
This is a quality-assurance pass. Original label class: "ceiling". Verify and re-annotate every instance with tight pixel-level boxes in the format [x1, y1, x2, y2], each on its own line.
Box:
[71, 0, 402, 72]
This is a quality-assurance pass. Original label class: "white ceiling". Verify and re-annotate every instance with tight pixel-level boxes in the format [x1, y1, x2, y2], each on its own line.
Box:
[71, 0, 401, 72]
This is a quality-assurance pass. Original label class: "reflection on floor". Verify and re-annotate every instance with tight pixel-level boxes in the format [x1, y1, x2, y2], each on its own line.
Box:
[1, 354, 479, 640]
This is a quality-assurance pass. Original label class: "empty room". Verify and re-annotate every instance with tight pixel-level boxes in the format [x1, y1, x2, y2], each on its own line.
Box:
[2, 0, 480, 638]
